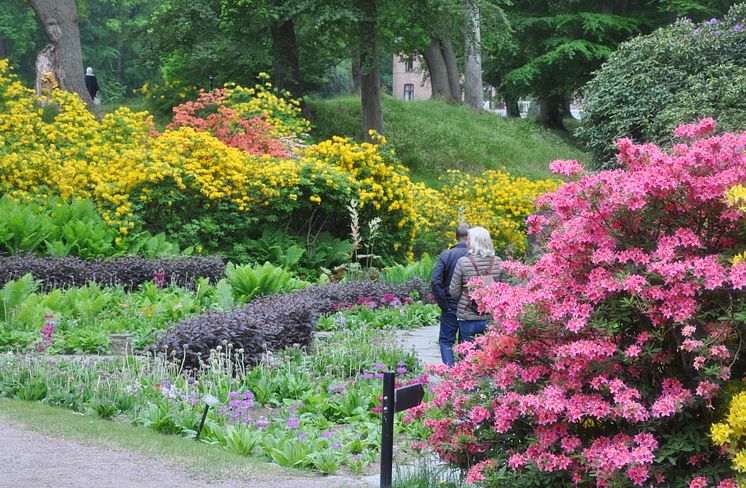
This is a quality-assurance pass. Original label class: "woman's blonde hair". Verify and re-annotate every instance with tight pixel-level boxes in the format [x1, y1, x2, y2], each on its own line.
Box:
[467, 226, 495, 257]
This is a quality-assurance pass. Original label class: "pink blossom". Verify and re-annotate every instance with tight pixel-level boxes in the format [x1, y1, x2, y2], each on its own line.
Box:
[469, 406, 491, 424]
[689, 476, 709, 488]
[624, 345, 642, 358]
[549, 159, 584, 177]
[626, 465, 649, 486]
[508, 453, 527, 469]
[674, 117, 717, 138]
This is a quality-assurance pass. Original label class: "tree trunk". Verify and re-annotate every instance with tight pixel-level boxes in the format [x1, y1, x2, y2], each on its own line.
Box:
[463, 0, 482, 111]
[0, 35, 7, 60]
[562, 95, 573, 120]
[538, 95, 565, 130]
[505, 94, 520, 118]
[356, 0, 384, 140]
[270, 18, 303, 98]
[422, 34, 451, 99]
[30, 0, 92, 106]
[441, 36, 462, 102]
[351, 55, 361, 95]
[116, 38, 124, 81]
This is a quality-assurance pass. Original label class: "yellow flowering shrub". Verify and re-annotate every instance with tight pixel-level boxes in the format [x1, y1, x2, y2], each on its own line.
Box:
[711, 390, 746, 475]
[0, 59, 556, 260]
[413, 169, 559, 255]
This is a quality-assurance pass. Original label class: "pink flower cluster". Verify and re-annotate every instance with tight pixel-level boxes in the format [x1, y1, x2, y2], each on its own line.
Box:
[419, 121, 746, 485]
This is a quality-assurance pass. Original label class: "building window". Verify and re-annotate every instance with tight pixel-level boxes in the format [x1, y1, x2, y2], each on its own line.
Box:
[403, 84, 414, 101]
[404, 59, 414, 72]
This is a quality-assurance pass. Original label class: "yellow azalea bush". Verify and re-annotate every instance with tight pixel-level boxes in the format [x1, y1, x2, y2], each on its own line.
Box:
[710, 390, 746, 475]
[0, 59, 555, 259]
[413, 170, 559, 255]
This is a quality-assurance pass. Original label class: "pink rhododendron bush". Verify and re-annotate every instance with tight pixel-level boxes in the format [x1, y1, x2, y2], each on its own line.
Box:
[415, 120, 746, 487]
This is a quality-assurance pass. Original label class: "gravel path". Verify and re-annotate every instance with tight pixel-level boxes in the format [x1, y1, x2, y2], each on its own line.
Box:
[0, 419, 367, 488]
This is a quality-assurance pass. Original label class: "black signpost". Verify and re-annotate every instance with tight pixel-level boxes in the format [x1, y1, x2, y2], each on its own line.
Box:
[379, 371, 426, 488]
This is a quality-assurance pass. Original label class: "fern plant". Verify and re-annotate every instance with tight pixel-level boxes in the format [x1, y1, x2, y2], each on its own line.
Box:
[0, 274, 39, 323]
[225, 262, 308, 302]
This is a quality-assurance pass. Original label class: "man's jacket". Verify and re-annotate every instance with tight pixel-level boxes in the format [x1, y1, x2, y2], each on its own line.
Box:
[430, 242, 468, 311]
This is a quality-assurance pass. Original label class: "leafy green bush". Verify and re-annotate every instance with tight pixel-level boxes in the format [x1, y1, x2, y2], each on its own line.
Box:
[231, 229, 351, 278]
[225, 262, 309, 302]
[577, 4, 746, 169]
[0, 197, 181, 258]
[381, 254, 436, 284]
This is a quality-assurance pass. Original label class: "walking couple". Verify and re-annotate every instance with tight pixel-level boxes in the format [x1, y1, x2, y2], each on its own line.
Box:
[430, 224, 503, 366]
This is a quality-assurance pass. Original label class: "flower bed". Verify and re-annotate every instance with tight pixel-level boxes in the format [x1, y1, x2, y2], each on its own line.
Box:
[154, 278, 430, 367]
[0, 324, 427, 475]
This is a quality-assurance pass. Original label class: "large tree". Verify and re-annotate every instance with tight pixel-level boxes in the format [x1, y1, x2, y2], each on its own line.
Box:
[463, 0, 483, 110]
[29, 0, 91, 104]
[484, 0, 736, 129]
[355, 0, 384, 138]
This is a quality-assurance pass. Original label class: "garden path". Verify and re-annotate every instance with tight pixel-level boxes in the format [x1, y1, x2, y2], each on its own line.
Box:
[398, 324, 441, 367]
[0, 419, 367, 488]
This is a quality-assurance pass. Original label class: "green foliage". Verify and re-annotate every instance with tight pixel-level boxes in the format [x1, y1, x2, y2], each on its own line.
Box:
[484, 1, 647, 107]
[78, 0, 156, 96]
[0, 197, 181, 258]
[382, 254, 436, 284]
[316, 301, 439, 332]
[577, 5, 746, 169]
[224, 262, 309, 302]
[0, 0, 40, 83]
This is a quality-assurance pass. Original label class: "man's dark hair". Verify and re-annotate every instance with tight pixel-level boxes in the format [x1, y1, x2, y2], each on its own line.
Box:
[455, 222, 470, 241]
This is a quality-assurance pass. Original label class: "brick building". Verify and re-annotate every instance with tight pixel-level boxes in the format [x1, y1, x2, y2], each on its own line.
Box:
[392, 54, 431, 101]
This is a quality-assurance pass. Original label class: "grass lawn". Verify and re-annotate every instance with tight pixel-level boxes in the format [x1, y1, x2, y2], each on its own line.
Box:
[0, 397, 287, 481]
[308, 96, 588, 186]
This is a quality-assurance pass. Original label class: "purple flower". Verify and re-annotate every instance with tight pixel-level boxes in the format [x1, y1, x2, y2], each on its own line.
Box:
[187, 376, 196, 385]
[397, 361, 407, 367]
[712, 30, 721, 36]
[373, 363, 386, 371]
[287, 416, 300, 429]
[229, 391, 239, 400]
[331, 441, 342, 449]
[396, 367, 407, 374]
[256, 418, 270, 428]
[359, 372, 374, 380]
[327, 384, 346, 394]
[335, 315, 347, 326]
[297, 432, 308, 440]
[708, 18, 718, 25]
[243, 391, 255, 400]
[693, 28, 701, 35]
[734, 23, 743, 33]
[322, 431, 333, 439]
[375, 373, 384, 380]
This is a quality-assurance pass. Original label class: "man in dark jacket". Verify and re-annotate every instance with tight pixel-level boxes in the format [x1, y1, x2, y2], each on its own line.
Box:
[431, 222, 470, 366]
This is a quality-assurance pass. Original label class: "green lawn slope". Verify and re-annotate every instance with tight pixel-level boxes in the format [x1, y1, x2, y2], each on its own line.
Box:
[308, 96, 588, 185]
